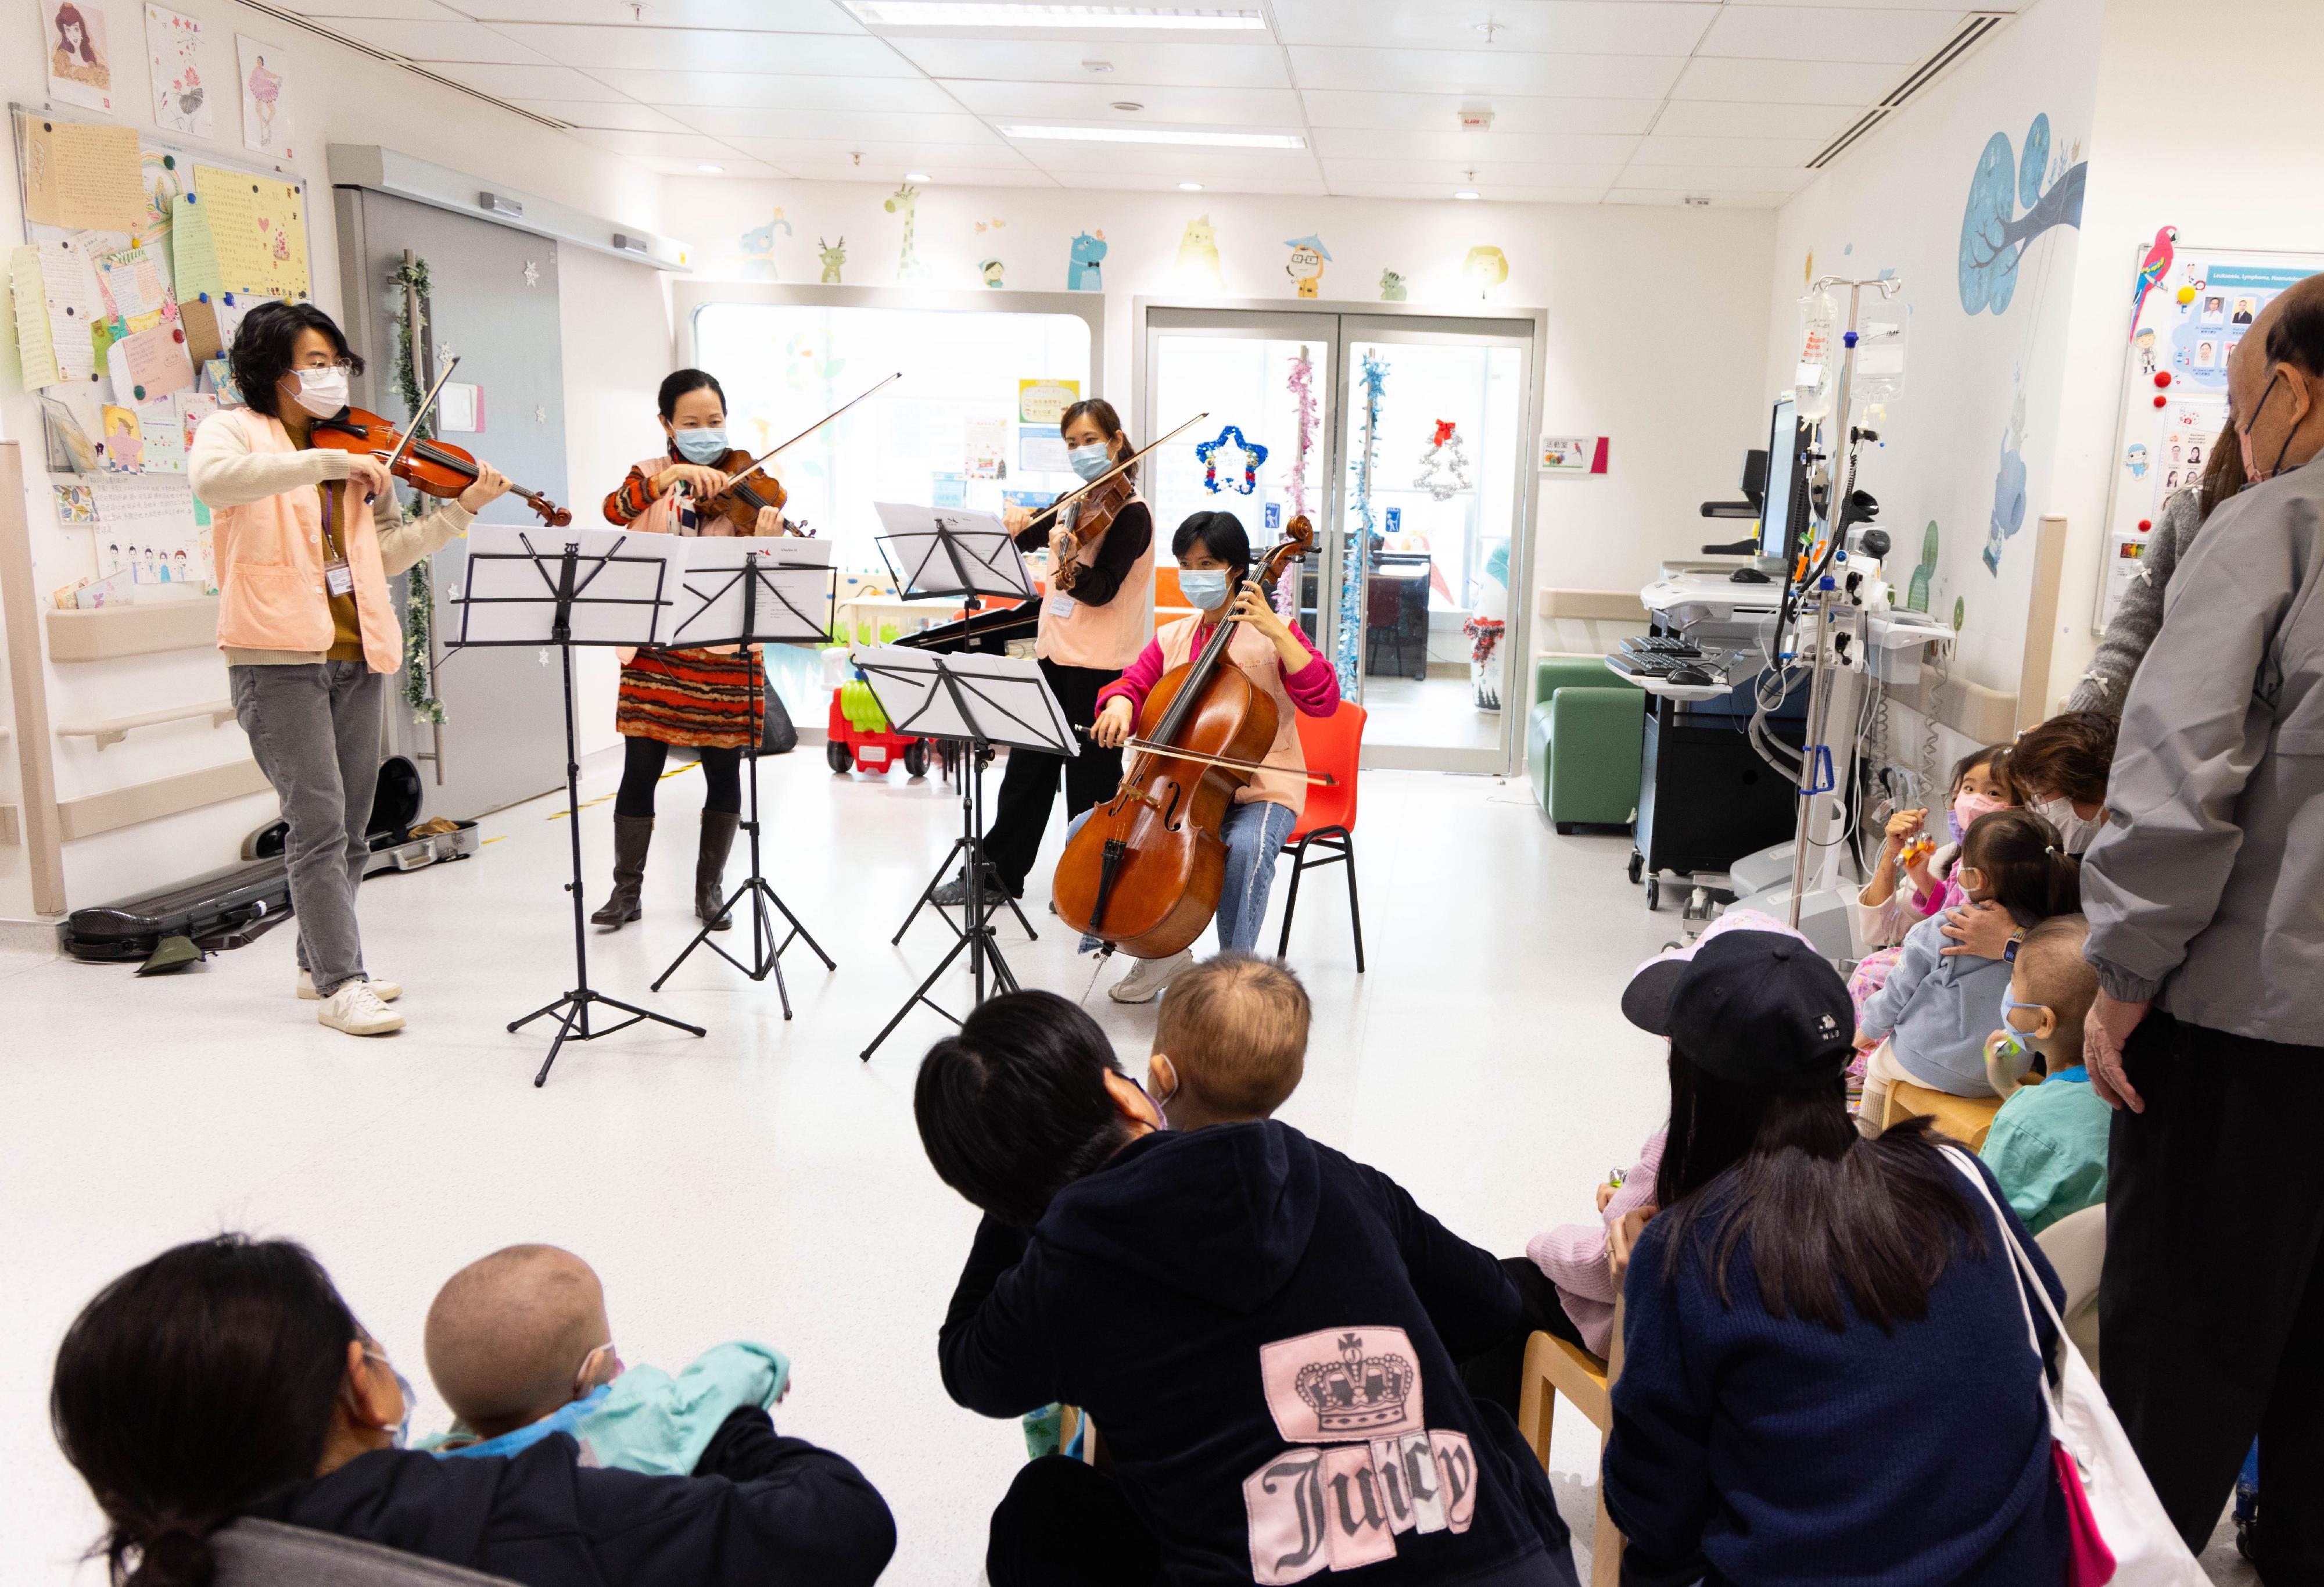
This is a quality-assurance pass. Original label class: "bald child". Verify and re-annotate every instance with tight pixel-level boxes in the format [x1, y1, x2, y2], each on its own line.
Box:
[421, 1244, 788, 1476]
[1144, 952, 1311, 1129]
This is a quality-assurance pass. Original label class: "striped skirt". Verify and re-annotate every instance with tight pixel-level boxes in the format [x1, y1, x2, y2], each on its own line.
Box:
[615, 647, 763, 750]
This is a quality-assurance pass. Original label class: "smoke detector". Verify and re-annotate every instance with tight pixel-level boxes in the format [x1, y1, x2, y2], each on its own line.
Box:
[1111, 100, 1143, 111]
[1082, 59, 1114, 72]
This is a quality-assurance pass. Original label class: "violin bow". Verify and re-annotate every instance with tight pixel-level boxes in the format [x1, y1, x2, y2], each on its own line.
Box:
[1076, 725, 1337, 787]
[722, 371, 903, 490]
[381, 354, 461, 475]
[1024, 411, 1211, 535]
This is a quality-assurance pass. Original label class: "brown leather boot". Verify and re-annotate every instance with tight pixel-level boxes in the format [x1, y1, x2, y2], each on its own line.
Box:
[697, 811, 740, 930]
[591, 815, 652, 928]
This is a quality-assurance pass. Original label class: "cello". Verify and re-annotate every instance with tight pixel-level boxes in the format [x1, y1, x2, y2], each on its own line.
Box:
[1052, 514, 1318, 959]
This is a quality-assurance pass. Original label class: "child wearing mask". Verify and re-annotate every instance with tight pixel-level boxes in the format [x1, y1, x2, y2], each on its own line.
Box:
[1979, 915, 2110, 1234]
[1855, 808, 2082, 1130]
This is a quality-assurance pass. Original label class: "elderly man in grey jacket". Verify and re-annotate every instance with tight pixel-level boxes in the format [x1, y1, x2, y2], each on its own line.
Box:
[2082, 275, 2324, 1573]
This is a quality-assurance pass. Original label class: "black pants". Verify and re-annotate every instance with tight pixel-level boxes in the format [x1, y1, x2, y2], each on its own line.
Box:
[980, 657, 1124, 895]
[1460, 1256, 1588, 1424]
[614, 735, 742, 818]
[2100, 1012, 2324, 1572]
[988, 1456, 1161, 1587]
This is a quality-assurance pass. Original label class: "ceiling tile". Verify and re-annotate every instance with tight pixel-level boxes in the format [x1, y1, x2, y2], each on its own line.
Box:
[1647, 98, 1859, 139]
[1629, 134, 1820, 167]
[1327, 181, 1612, 203]
[1311, 128, 1641, 164]
[776, 162, 1061, 188]
[1014, 144, 1321, 177]
[1668, 55, 1898, 104]
[1695, 5, 1966, 63]
[279, 0, 465, 19]
[1286, 46, 1684, 98]
[720, 135, 1042, 171]
[895, 38, 1292, 88]
[630, 153, 790, 178]
[671, 109, 1007, 144]
[1603, 187, 1792, 207]
[421, 60, 621, 96]
[1725, 0, 1993, 8]
[455, 0, 863, 29]
[319, 17, 557, 61]
[614, 70, 962, 110]
[941, 82, 1304, 125]
[509, 99, 694, 132]
[561, 127, 751, 159]
[492, 23, 918, 74]
[1269, 0, 1716, 54]
[1300, 91, 1660, 136]
[1611, 164, 1813, 192]
[1319, 157, 1629, 187]
[1100, 173, 1329, 195]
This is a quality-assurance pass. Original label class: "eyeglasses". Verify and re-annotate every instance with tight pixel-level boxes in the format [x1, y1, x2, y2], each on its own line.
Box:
[573, 1341, 624, 1396]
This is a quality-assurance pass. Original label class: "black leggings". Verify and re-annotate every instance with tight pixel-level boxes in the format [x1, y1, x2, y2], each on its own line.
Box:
[1459, 1256, 1588, 1422]
[614, 735, 741, 818]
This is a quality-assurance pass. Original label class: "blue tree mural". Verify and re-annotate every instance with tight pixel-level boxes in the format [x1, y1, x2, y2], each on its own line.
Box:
[1957, 114, 2087, 316]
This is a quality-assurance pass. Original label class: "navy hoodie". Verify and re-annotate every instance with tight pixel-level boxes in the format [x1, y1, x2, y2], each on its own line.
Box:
[941, 1120, 1579, 1586]
[248, 1405, 895, 1586]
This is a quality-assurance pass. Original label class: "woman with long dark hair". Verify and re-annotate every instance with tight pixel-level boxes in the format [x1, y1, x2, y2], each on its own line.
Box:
[51, 1235, 894, 1587]
[1598, 913, 2071, 1586]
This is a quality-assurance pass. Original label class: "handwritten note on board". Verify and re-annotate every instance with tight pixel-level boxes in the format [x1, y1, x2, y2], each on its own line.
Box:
[108, 321, 194, 406]
[10, 246, 62, 390]
[191, 166, 309, 302]
[97, 248, 173, 329]
[19, 116, 146, 233]
[38, 239, 106, 384]
[177, 295, 221, 367]
[169, 192, 224, 302]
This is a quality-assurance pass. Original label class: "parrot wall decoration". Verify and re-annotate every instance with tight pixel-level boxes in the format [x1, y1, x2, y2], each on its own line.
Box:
[2131, 224, 2177, 342]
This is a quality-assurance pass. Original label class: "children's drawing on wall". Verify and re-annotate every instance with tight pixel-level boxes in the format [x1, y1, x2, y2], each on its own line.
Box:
[1068, 230, 1106, 291]
[737, 208, 792, 280]
[1175, 216, 1221, 289]
[236, 34, 292, 159]
[1283, 234, 1329, 298]
[978, 258, 1003, 289]
[816, 236, 844, 284]
[49, 1, 116, 111]
[1379, 269, 1406, 302]
[883, 183, 924, 282]
[145, 4, 211, 137]
[1463, 245, 1508, 297]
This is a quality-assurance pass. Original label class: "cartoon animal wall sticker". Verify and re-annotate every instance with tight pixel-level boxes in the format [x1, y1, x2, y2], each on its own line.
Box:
[884, 184, 924, 281]
[817, 236, 845, 284]
[1463, 246, 1508, 296]
[980, 258, 1004, 289]
[1379, 269, 1407, 302]
[1176, 216, 1221, 289]
[738, 207, 794, 280]
[1068, 230, 1107, 291]
[1284, 234, 1329, 298]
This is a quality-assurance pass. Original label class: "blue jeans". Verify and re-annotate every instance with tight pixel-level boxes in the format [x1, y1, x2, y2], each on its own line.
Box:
[1067, 798, 1298, 956]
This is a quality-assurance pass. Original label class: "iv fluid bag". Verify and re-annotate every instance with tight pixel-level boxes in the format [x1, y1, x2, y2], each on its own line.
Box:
[1854, 301, 1909, 404]
[1794, 290, 1839, 421]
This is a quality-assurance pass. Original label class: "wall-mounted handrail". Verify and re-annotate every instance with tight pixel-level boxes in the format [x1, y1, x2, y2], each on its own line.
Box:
[55, 700, 238, 750]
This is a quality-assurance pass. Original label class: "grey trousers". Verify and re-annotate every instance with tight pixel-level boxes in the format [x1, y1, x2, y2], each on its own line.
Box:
[229, 661, 383, 996]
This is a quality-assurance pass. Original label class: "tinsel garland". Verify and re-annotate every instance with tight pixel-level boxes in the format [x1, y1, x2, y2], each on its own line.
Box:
[1280, 346, 1317, 625]
[390, 257, 446, 726]
[1339, 351, 1389, 692]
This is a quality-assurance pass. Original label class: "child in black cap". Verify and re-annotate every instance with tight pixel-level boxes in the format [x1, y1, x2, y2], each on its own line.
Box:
[1598, 917, 2074, 1587]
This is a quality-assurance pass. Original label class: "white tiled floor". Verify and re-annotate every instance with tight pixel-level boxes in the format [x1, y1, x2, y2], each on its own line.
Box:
[1, 750, 1683, 1586]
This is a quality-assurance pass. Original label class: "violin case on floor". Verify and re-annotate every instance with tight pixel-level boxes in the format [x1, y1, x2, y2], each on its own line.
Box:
[59, 757, 478, 963]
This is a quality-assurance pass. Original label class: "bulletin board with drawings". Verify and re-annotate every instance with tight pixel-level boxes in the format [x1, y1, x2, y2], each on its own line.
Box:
[7, 102, 313, 612]
[2097, 242, 2321, 630]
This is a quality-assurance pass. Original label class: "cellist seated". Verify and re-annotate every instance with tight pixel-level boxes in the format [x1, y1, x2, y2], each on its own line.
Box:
[1073, 510, 1340, 1004]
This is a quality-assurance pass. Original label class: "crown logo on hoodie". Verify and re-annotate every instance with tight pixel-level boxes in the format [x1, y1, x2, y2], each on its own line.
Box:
[1293, 1333, 1415, 1435]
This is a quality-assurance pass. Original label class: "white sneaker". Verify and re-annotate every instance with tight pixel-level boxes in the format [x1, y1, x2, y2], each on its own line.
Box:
[299, 970, 401, 1002]
[1108, 948, 1196, 1005]
[317, 980, 405, 1036]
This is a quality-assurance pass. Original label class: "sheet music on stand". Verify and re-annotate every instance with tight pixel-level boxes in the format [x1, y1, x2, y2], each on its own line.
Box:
[666, 535, 835, 650]
[850, 645, 1077, 753]
[454, 524, 679, 648]
[872, 503, 1034, 601]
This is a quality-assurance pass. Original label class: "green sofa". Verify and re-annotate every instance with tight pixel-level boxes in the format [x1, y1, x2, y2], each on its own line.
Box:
[1526, 656, 1647, 832]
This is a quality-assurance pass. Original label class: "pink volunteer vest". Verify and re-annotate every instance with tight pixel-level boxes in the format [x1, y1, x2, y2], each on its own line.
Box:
[1156, 614, 1308, 819]
[1037, 495, 1154, 671]
[210, 407, 403, 673]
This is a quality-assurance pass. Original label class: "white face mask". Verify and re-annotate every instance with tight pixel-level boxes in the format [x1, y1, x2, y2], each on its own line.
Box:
[288, 366, 350, 418]
[2034, 793, 2104, 854]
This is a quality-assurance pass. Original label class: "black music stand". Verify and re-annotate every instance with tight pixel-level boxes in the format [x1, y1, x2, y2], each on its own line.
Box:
[651, 542, 838, 1013]
[872, 502, 1044, 944]
[853, 646, 1076, 1059]
[453, 525, 706, 1087]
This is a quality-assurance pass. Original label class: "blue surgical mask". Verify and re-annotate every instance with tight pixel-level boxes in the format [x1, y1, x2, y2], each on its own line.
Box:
[672, 428, 728, 465]
[1177, 568, 1232, 610]
[1067, 442, 1114, 481]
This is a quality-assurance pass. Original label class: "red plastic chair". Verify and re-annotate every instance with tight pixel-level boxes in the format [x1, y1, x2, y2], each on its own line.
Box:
[1274, 700, 1366, 970]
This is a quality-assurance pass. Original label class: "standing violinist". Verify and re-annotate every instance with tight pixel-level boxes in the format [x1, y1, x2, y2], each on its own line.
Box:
[1074, 511, 1339, 1001]
[931, 399, 1154, 908]
[190, 302, 512, 1037]
[591, 370, 794, 936]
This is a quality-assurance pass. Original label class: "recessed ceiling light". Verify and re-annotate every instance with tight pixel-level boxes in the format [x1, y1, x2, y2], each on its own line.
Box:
[1110, 101, 1143, 112]
[696, 163, 724, 173]
[1002, 124, 1303, 148]
[1082, 59, 1114, 71]
[905, 171, 932, 181]
[845, 3, 1263, 28]
[1454, 188, 1479, 200]
[1178, 180, 1203, 190]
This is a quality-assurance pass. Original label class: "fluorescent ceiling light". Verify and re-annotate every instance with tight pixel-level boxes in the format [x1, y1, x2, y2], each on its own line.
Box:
[845, 3, 1263, 28]
[697, 163, 725, 173]
[1178, 180, 1203, 190]
[1003, 124, 1303, 148]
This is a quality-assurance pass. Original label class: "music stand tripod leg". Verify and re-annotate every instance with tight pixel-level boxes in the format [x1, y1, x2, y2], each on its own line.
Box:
[654, 740, 835, 1011]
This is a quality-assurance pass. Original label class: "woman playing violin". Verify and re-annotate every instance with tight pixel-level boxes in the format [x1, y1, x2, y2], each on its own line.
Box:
[933, 397, 1154, 908]
[593, 368, 795, 936]
[189, 302, 513, 1038]
[1071, 510, 1339, 1002]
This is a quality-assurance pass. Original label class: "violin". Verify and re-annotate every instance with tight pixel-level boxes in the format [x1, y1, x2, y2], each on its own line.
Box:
[1051, 514, 1317, 959]
[312, 406, 572, 526]
[693, 371, 902, 532]
[1016, 413, 1210, 589]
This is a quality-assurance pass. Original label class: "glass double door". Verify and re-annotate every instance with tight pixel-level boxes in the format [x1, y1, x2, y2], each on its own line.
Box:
[1142, 307, 1536, 773]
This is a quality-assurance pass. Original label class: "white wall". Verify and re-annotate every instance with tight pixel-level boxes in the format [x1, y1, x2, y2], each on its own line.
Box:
[662, 175, 1777, 605]
[2039, 0, 2324, 708]
[0, 0, 673, 918]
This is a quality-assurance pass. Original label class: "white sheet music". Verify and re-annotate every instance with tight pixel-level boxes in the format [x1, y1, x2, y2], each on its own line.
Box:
[849, 645, 1077, 753]
[872, 502, 1032, 600]
[669, 538, 833, 648]
[454, 524, 680, 647]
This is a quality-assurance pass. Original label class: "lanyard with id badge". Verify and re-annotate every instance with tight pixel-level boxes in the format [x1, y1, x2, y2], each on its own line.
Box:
[321, 481, 355, 597]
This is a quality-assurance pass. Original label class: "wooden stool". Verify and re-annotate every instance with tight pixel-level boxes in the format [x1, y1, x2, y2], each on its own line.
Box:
[1881, 1077, 2006, 1149]
[1516, 1298, 1626, 1587]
